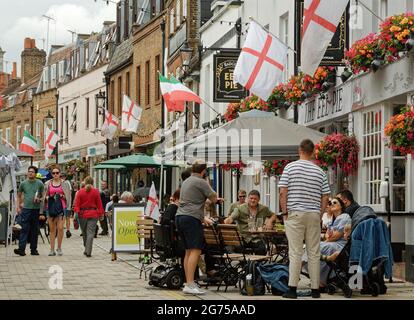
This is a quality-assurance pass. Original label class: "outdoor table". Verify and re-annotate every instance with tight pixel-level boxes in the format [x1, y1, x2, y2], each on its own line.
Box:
[245, 229, 289, 263]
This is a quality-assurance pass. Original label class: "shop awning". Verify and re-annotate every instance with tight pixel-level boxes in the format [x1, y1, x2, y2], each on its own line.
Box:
[93, 164, 127, 170]
[160, 110, 326, 163]
[98, 153, 179, 169]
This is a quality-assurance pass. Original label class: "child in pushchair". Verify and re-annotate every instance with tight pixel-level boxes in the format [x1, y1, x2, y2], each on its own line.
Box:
[321, 206, 393, 298]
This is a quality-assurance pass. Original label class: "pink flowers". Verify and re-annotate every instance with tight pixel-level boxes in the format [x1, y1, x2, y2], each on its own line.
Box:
[314, 134, 359, 176]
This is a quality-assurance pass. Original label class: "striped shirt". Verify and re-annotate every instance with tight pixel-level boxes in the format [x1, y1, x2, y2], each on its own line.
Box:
[279, 159, 330, 213]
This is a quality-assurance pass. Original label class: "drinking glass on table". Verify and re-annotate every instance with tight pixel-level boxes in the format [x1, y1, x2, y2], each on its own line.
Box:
[248, 217, 256, 231]
[256, 218, 263, 232]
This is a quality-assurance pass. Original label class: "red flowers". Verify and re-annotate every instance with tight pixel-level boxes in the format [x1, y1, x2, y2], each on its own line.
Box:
[221, 161, 247, 175]
[224, 95, 271, 122]
[314, 134, 359, 176]
[263, 160, 291, 177]
[345, 33, 380, 74]
[345, 13, 414, 75]
[384, 106, 414, 156]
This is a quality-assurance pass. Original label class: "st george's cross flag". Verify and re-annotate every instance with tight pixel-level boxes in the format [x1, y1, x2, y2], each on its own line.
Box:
[301, 0, 348, 76]
[44, 126, 60, 161]
[122, 95, 142, 133]
[159, 74, 185, 112]
[144, 181, 160, 221]
[233, 20, 288, 101]
[101, 112, 119, 140]
[19, 130, 38, 155]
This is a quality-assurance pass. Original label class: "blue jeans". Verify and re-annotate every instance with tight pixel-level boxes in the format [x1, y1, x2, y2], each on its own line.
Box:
[18, 208, 40, 252]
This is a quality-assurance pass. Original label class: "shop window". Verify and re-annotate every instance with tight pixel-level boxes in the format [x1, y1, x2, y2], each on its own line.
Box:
[362, 109, 382, 205]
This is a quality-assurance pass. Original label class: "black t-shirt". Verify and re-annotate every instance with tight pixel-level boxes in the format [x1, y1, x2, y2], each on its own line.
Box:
[161, 203, 178, 226]
[100, 189, 110, 209]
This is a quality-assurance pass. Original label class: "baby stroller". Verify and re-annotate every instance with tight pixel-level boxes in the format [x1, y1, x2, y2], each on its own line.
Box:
[148, 223, 185, 289]
[324, 206, 393, 298]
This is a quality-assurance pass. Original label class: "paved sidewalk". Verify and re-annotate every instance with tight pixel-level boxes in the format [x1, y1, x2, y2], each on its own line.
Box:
[1, 228, 413, 300]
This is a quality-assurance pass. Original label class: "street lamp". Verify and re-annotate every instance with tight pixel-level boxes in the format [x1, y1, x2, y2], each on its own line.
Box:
[180, 41, 193, 77]
[95, 90, 106, 113]
[44, 110, 54, 128]
[95, 89, 109, 184]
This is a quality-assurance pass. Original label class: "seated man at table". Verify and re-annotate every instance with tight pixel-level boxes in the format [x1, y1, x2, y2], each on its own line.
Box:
[224, 190, 277, 255]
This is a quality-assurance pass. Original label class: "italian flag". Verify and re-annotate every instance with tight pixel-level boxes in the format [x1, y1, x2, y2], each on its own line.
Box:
[19, 130, 37, 155]
[159, 74, 202, 112]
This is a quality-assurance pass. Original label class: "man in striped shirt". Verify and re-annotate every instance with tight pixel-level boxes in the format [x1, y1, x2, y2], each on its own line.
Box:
[279, 139, 330, 299]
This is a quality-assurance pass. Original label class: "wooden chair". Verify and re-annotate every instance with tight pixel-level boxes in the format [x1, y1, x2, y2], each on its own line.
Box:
[216, 224, 271, 263]
[136, 217, 155, 279]
[203, 225, 241, 292]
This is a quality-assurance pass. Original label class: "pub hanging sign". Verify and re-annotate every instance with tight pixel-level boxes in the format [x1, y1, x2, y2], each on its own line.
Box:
[295, 0, 349, 67]
[213, 54, 245, 102]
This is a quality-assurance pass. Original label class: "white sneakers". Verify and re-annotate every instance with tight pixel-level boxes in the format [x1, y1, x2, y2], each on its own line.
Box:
[182, 283, 206, 295]
[49, 249, 63, 256]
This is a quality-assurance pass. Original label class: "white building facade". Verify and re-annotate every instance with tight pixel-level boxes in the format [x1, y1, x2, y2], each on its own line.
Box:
[58, 23, 116, 188]
[196, 0, 414, 279]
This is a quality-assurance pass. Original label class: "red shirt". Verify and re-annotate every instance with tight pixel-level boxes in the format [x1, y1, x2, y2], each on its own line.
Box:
[74, 187, 104, 219]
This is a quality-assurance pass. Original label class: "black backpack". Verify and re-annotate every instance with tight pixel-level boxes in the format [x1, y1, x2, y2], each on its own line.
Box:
[239, 260, 265, 296]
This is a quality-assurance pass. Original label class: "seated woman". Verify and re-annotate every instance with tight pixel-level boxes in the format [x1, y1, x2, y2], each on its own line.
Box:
[160, 189, 180, 226]
[321, 224, 352, 262]
[303, 197, 351, 288]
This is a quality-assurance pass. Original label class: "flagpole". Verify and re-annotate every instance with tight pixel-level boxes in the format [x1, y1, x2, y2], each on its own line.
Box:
[199, 98, 221, 117]
[159, 71, 221, 119]
[248, 16, 297, 54]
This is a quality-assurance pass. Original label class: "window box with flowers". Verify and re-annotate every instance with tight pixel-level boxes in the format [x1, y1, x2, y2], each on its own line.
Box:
[384, 106, 414, 157]
[314, 133, 359, 176]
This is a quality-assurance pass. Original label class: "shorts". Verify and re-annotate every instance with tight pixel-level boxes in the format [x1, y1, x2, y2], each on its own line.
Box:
[175, 215, 204, 250]
[64, 208, 71, 217]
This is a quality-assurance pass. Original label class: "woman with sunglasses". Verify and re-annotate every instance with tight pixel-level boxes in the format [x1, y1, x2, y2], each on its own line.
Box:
[44, 166, 71, 256]
[303, 197, 352, 289]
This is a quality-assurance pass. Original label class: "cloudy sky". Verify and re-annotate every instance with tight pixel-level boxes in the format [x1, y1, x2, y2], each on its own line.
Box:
[0, 0, 117, 74]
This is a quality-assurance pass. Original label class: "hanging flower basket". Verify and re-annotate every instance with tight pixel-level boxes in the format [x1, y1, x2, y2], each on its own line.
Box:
[384, 106, 414, 156]
[314, 134, 359, 176]
[267, 66, 335, 109]
[64, 159, 88, 178]
[379, 13, 414, 62]
[263, 160, 292, 177]
[345, 33, 381, 74]
[224, 95, 272, 122]
[221, 161, 247, 175]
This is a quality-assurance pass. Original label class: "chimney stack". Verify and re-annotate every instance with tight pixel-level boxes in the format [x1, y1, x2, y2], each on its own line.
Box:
[12, 62, 17, 79]
[21, 37, 46, 84]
